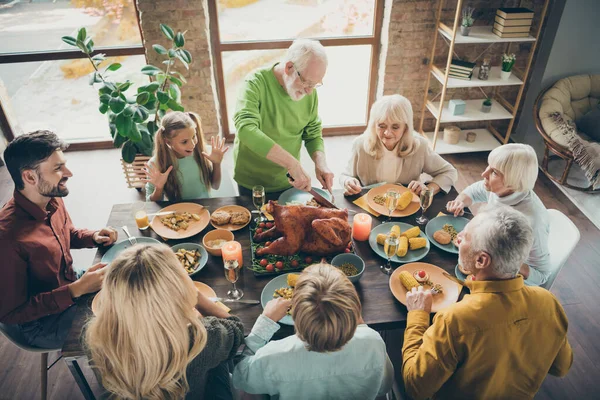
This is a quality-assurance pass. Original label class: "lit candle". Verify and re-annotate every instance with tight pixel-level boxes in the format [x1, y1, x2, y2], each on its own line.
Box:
[352, 213, 372, 241]
[222, 241, 243, 267]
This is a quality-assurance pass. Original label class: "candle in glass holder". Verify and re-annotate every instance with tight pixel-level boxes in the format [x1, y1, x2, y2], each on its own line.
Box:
[352, 213, 372, 241]
[222, 241, 243, 267]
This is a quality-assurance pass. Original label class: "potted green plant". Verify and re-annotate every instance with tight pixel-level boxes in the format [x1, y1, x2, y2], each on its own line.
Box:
[501, 53, 516, 80]
[61, 25, 192, 166]
[461, 7, 475, 36]
[482, 97, 492, 113]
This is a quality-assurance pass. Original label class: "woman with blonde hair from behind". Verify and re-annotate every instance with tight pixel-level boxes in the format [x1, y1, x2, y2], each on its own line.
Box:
[144, 111, 229, 201]
[233, 263, 393, 399]
[446, 143, 551, 287]
[341, 94, 457, 196]
[85, 244, 244, 399]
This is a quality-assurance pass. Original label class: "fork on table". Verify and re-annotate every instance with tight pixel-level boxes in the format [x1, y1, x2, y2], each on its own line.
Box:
[121, 226, 137, 245]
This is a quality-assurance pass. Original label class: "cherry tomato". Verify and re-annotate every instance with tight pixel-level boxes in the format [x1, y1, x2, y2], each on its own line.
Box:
[259, 222, 266, 228]
[266, 263, 274, 272]
[305, 257, 313, 264]
[275, 261, 284, 270]
[259, 259, 268, 267]
[291, 260, 299, 268]
[344, 248, 351, 253]
[255, 228, 263, 234]
[265, 241, 272, 247]
[418, 270, 426, 278]
[266, 222, 274, 229]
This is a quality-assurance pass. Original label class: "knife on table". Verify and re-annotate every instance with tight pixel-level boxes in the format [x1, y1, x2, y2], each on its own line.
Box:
[209, 297, 260, 305]
[286, 173, 338, 209]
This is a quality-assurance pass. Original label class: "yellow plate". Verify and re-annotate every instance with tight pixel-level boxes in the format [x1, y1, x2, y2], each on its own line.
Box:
[210, 205, 252, 231]
[150, 202, 210, 240]
[366, 183, 420, 218]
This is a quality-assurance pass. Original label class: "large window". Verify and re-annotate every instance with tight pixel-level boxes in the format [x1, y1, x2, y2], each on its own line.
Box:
[0, 0, 145, 147]
[209, 0, 384, 138]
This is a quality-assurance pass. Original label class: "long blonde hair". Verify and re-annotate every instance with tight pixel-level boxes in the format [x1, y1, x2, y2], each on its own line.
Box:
[364, 94, 418, 159]
[85, 244, 206, 400]
[153, 111, 212, 201]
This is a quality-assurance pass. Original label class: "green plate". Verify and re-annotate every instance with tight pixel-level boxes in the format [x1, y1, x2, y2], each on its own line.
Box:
[278, 187, 331, 206]
[455, 263, 468, 281]
[260, 273, 294, 325]
[101, 237, 162, 264]
[425, 215, 469, 254]
[368, 222, 430, 264]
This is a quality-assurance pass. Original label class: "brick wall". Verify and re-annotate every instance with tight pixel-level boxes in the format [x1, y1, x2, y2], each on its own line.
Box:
[136, 0, 220, 137]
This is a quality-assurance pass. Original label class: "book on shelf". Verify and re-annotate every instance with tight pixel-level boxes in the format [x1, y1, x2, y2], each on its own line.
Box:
[450, 59, 475, 73]
[496, 7, 534, 19]
[448, 72, 472, 81]
[494, 15, 533, 27]
[492, 28, 530, 38]
[448, 68, 472, 76]
[493, 23, 531, 34]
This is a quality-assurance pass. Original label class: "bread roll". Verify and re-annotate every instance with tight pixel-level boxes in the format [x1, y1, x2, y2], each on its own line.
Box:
[433, 230, 452, 245]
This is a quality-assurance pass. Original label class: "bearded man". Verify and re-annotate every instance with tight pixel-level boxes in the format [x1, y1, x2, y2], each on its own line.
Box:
[0, 131, 117, 348]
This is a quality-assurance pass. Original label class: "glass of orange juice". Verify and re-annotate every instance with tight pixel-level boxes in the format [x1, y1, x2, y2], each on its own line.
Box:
[132, 202, 150, 230]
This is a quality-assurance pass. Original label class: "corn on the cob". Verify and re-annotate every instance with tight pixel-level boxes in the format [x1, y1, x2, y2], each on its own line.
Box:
[409, 237, 427, 250]
[401, 226, 421, 239]
[390, 225, 401, 237]
[287, 274, 300, 288]
[396, 191, 413, 211]
[396, 236, 409, 257]
[376, 233, 387, 246]
[399, 270, 420, 291]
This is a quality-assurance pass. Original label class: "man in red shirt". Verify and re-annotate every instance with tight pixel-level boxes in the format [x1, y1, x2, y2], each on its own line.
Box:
[0, 131, 117, 348]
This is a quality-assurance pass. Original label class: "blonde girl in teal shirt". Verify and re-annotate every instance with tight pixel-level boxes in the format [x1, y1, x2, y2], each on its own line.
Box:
[144, 111, 228, 202]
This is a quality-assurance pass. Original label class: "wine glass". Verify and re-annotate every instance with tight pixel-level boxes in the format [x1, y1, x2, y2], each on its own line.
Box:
[416, 188, 433, 225]
[381, 234, 399, 275]
[224, 259, 243, 300]
[385, 190, 400, 222]
[252, 185, 266, 223]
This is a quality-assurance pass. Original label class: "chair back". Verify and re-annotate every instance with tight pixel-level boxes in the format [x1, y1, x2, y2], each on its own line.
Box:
[0, 322, 60, 353]
[542, 209, 580, 290]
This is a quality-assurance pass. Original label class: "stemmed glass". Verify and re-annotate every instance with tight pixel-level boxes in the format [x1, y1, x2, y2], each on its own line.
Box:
[385, 190, 400, 222]
[381, 234, 399, 275]
[416, 188, 433, 225]
[252, 185, 266, 223]
[224, 259, 243, 300]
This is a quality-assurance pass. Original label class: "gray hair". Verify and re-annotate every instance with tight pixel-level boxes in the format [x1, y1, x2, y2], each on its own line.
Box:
[284, 39, 328, 72]
[488, 143, 539, 192]
[470, 205, 533, 278]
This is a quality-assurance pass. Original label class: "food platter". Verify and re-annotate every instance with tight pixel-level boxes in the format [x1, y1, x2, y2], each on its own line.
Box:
[150, 202, 210, 240]
[260, 273, 295, 326]
[210, 205, 252, 231]
[368, 222, 430, 264]
[365, 183, 419, 218]
[389, 262, 462, 313]
[425, 215, 469, 254]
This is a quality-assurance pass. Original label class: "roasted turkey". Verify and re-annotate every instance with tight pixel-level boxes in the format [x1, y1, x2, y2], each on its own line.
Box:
[254, 201, 351, 256]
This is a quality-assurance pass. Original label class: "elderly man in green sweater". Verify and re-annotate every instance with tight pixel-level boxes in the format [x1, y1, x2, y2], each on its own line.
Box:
[232, 39, 334, 194]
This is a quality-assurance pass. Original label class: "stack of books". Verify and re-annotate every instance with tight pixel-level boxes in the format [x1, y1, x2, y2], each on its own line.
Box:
[493, 7, 534, 38]
[448, 59, 475, 81]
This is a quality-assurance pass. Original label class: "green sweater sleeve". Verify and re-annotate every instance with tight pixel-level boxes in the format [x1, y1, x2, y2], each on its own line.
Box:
[234, 78, 277, 158]
[302, 94, 325, 156]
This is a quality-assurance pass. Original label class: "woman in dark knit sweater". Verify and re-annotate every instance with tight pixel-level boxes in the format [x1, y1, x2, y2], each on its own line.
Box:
[85, 244, 244, 399]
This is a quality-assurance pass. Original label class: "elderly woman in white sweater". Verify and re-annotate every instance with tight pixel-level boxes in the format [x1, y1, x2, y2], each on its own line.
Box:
[446, 143, 551, 287]
[340, 94, 457, 197]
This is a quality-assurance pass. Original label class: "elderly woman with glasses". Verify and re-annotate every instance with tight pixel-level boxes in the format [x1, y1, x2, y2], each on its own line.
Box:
[446, 143, 551, 287]
[232, 39, 334, 195]
[341, 94, 457, 197]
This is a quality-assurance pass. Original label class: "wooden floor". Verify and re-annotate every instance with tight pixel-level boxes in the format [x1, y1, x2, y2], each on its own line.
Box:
[1, 146, 599, 399]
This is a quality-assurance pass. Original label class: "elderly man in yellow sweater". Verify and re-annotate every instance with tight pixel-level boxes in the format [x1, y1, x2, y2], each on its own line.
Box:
[402, 205, 573, 400]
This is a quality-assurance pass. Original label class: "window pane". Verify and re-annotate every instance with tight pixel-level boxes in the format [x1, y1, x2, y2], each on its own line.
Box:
[223, 45, 370, 130]
[0, 55, 148, 142]
[0, 0, 141, 54]
[218, 0, 375, 42]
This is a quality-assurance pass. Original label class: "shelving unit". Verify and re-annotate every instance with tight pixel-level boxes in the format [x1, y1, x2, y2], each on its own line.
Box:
[418, 0, 550, 154]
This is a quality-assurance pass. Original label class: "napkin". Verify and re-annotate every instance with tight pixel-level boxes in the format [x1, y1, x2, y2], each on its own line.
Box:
[352, 194, 381, 217]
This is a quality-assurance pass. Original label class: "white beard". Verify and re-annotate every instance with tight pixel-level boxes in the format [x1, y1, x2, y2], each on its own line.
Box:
[284, 73, 306, 101]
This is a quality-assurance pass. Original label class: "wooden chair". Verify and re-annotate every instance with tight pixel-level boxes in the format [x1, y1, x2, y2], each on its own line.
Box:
[120, 155, 151, 190]
[0, 323, 62, 400]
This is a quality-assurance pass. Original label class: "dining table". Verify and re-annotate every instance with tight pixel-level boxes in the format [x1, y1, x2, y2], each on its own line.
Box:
[61, 186, 468, 400]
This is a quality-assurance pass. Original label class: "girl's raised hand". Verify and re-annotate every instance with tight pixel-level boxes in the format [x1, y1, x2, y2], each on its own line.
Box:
[202, 136, 229, 165]
[142, 162, 173, 189]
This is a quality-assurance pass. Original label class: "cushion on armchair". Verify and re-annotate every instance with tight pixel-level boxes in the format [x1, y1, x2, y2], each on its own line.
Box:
[577, 103, 600, 142]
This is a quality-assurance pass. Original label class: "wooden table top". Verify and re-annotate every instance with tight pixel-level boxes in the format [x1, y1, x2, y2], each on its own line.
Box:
[62, 187, 464, 358]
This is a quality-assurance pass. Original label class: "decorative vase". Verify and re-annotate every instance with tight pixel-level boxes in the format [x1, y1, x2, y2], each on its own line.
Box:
[443, 126, 461, 145]
[478, 57, 491, 80]
[466, 131, 477, 142]
[500, 70, 511, 80]
[460, 26, 471, 36]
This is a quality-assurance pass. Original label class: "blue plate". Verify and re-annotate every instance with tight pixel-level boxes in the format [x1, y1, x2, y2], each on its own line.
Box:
[425, 215, 470, 254]
[260, 273, 295, 326]
[278, 187, 331, 206]
[455, 263, 468, 281]
[368, 222, 430, 264]
[101, 237, 162, 264]
[171, 243, 209, 276]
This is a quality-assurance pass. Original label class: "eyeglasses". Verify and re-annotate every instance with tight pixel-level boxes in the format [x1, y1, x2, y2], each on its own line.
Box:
[292, 63, 323, 89]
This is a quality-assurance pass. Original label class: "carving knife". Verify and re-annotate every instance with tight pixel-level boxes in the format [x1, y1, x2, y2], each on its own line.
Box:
[286, 173, 338, 209]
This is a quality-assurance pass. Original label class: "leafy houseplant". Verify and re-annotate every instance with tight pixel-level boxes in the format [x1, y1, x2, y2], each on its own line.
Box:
[61, 25, 192, 163]
[482, 97, 492, 113]
[461, 7, 475, 36]
[501, 53, 516, 80]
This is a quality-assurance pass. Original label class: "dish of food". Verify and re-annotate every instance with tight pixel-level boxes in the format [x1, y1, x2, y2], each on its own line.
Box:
[337, 262, 359, 276]
[368, 222, 430, 264]
[151, 203, 210, 240]
[390, 262, 462, 313]
[425, 215, 470, 254]
[171, 243, 208, 276]
[413, 269, 429, 283]
[206, 239, 227, 249]
[210, 205, 252, 231]
[278, 187, 332, 208]
[366, 183, 420, 218]
[260, 273, 296, 325]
